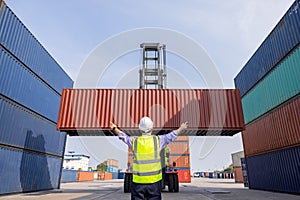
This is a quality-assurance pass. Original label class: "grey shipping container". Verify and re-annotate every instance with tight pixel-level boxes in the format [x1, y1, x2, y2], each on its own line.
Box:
[0, 96, 66, 157]
[61, 169, 78, 183]
[231, 151, 244, 167]
[0, 146, 63, 194]
[246, 146, 300, 194]
[241, 44, 300, 124]
[234, 0, 300, 97]
[0, 47, 61, 122]
[0, 1, 73, 94]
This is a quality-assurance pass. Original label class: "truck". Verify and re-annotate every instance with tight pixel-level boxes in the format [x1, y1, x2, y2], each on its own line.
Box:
[123, 164, 179, 193]
[124, 147, 179, 193]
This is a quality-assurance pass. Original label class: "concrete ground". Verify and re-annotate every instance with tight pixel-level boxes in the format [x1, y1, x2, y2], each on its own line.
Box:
[1, 178, 299, 200]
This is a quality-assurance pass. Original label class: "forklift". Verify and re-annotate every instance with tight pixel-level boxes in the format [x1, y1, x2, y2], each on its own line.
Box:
[124, 147, 179, 193]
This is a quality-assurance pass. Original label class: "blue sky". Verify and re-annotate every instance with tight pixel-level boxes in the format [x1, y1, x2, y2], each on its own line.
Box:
[5, 0, 295, 171]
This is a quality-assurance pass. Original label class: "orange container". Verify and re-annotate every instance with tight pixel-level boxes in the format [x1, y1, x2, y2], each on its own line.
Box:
[169, 155, 190, 168]
[107, 159, 119, 167]
[174, 136, 189, 141]
[204, 172, 209, 177]
[177, 170, 191, 183]
[234, 167, 243, 183]
[57, 89, 245, 136]
[97, 172, 112, 180]
[77, 171, 94, 182]
[168, 142, 189, 155]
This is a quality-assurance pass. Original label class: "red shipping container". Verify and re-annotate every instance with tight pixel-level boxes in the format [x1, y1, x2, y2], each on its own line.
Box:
[97, 172, 112, 180]
[234, 167, 244, 183]
[169, 156, 190, 168]
[242, 96, 300, 157]
[204, 172, 209, 177]
[57, 89, 244, 136]
[177, 170, 191, 183]
[77, 171, 94, 182]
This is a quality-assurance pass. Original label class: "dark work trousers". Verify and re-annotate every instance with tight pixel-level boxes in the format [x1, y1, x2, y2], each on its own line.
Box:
[131, 181, 162, 200]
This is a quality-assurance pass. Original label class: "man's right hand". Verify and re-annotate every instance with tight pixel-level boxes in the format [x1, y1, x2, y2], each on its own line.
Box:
[176, 121, 188, 134]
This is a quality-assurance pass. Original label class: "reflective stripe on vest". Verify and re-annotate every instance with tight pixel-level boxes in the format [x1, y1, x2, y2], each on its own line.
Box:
[132, 135, 162, 183]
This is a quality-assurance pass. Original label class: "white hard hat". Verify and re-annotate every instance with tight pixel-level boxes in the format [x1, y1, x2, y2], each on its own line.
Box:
[139, 116, 153, 134]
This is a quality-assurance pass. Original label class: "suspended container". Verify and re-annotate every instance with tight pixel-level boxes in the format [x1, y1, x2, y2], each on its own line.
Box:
[57, 89, 245, 136]
[0, 1, 73, 94]
[242, 95, 300, 157]
[234, 0, 300, 97]
[241, 44, 300, 124]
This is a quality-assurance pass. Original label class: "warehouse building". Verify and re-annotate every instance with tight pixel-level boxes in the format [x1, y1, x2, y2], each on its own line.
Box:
[63, 153, 90, 171]
[0, 0, 73, 194]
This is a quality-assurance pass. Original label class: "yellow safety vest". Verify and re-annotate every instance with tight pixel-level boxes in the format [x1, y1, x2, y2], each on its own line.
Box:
[132, 135, 162, 183]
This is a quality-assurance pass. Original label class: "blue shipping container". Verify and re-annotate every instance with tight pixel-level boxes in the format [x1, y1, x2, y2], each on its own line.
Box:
[112, 172, 118, 179]
[234, 0, 300, 97]
[0, 2, 73, 94]
[241, 158, 249, 187]
[241, 45, 300, 124]
[0, 47, 61, 122]
[61, 169, 78, 183]
[0, 96, 66, 157]
[0, 146, 63, 194]
[106, 166, 118, 173]
[118, 172, 125, 179]
[246, 146, 300, 194]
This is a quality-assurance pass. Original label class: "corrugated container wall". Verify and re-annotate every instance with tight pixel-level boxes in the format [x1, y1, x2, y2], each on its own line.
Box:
[0, 97, 66, 157]
[246, 146, 300, 194]
[241, 45, 300, 124]
[0, 146, 63, 194]
[234, 0, 300, 97]
[177, 169, 191, 183]
[242, 95, 300, 157]
[0, 2, 73, 94]
[233, 167, 244, 183]
[77, 171, 94, 182]
[0, 48, 61, 122]
[57, 89, 244, 136]
[0, 0, 73, 194]
[97, 172, 112, 180]
[61, 169, 78, 183]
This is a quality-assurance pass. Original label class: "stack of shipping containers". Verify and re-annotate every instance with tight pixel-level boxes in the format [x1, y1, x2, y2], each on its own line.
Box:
[167, 136, 191, 183]
[128, 136, 191, 183]
[0, 1, 73, 194]
[106, 159, 119, 179]
[234, 0, 300, 194]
